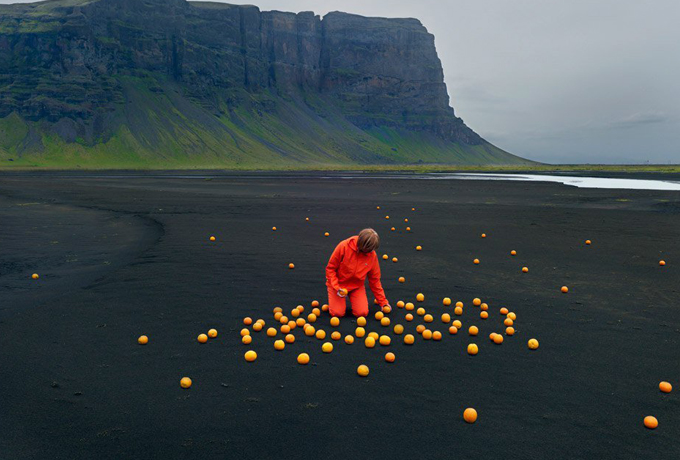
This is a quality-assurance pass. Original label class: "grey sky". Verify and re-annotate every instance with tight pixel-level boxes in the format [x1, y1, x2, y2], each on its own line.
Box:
[2, 0, 679, 163]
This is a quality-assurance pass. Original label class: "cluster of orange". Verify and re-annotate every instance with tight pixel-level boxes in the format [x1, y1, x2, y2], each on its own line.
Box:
[644, 381, 673, 429]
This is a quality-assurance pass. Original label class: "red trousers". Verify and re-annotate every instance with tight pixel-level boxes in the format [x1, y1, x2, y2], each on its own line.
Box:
[327, 285, 369, 317]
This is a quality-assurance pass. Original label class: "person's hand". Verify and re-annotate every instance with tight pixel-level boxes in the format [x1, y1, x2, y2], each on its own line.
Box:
[337, 288, 348, 298]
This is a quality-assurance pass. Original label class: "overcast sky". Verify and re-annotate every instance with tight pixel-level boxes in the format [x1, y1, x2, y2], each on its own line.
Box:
[2, 0, 679, 163]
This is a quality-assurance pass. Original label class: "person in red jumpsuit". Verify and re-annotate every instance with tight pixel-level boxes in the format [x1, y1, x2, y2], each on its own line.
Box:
[325, 228, 390, 317]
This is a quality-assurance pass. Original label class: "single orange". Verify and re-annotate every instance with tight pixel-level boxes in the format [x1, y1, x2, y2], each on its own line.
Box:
[291, 309, 300, 318]
[441, 313, 451, 323]
[385, 352, 396, 363]
[345, 335, 355, 344]
[416, 245, 422, 251]
[274, 312, 283, 321]
[382, 305, 392, 314]
[240, 328, 250, 337]
[397, 300, 405, 308]
[383, 254, 389, 260]
[208, 329, 218, 338]
[311, 300, 319, 307]
[297, 305, 305, 313]
[406, 227, 411, 232]
[209, 236, 216, 241]
[316, 330, 326, 340]
[585, 240, 591, 245]
[504, 318, 514, 327]
[297, 353, 310, 365]
[416, 307, 425, 316]
[385, 215, 390, 219]
[481, 233, 486, 238]
[659, 260, 666, 266]
[379, 335, 391, 346]
[285, 334, 295, 344]
[322, 342, 333, 353]
[368, 332, 379, 340]
[500, 307, 509, 315]
[288, 263, 295, 269]
[392, 257, 398, 263]
[244, 317, 253, 325]
[473, 259, 480, 264]
[391, 227, 396, 231]
[295, 318, 305, 327]
[423, 314, 433, 323]
[375, 311, 384, 321]
[416, 324, 426, 334]
[180, 377, 193, 388]
[393, 324, 404, 335]
[138, 335, 148, 345]
[272, 227, 277, 231]
[322, 304, 329, 312]
[242, 335, 252, 344]
[473, 298, 482, 306]
[330, 317, 340, 327]
[405, 313, 414, 322]
[452, 320, 462, 329]
[644, 416, 658, 429]
[493, 334, 504, 344]
[399, 276, 406, 283]
[506, 327, 515, 336]
[357, 317, 367, 327]
[659, 381, 672, 393]
[405, 218, 409, 222]
[381, 317, 391, 327]
[331, 331, 341, 340]
[528, 338, 539, 350]
[253, 322, 263, 332]
[273, 307, 283, 314]
[279, 315, 288, 324]
[417, 293, 425, 302]
[305, 217, 309, 221]
[480, 303, 489, 311]
[561, 286, 569, 293]
[244, 350, 257, 362]
[469, 326, 479, 336]
[456, 301, 464, 308]
[280, 325, 291, 334]
[467, 344, 478, 355]
[489, 332, 497, 341]
[507, 312, 517, 320]
[404, 334, 415, 345]
[274, 339, 285, 350]
[365, 337, 376, 348]
[454, 306, 463, 316]
[355, 327, 366, 338]
[422, 329, 433, 340]
[405, 302, 415, 311]
[357, 365, 370, 377]
[480, 311, 488, 319]
[449, 326, 458, 335]
[432, 331, 442, 341]
[443, 297, 452, 306]
[511, 250, 517, 256]
[463, 408, 477, 423]
[31, 273, 39, 280]
[266, 327, 277, 337]
[522, 267, 529, 273]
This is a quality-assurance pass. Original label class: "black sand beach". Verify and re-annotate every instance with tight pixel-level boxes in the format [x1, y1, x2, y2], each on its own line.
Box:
[1, 173, 679, 459]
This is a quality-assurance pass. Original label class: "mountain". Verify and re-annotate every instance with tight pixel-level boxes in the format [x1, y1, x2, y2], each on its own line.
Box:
[0, 0, 531, 168]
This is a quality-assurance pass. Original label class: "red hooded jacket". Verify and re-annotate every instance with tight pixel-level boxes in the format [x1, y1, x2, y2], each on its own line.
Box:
[325, 236, 388, 306]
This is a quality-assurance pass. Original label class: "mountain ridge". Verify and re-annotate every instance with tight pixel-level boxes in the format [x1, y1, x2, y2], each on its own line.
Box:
[0, 0, 532, 168]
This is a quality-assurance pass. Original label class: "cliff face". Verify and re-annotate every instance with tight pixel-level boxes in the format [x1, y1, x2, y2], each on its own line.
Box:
[0, 0, 528, 167]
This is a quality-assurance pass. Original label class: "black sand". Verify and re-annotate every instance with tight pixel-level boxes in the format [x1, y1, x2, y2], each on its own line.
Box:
[1, 173, 679, 459]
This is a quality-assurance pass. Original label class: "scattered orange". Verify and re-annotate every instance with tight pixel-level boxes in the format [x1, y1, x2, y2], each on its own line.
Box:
[416, 325, 426, 334]
[330, 317, 340, 327]
[180, 377, 193, 389]
[393, 324, 404, 334]
[441, 313, 451, 323]
[274, 339, 285, 350]
[331, 331, 341, 340]
[416, 293, 425, 302]
[31, 273, 39, 279]
[449, 326, 458, 335]
[240, 328, 250, 337]
[659, 260, 666, 266]
[266, 328, 277, 337]
[432, 331, 442, 341]
[473, 259, 480, 265]
[405, 313, 414, 321]
[355, 327, 366, 338]
[399, 276, 406, 283]
[316, 330, 326, 340]
[345, 335, 355, 344]
[561, 286, 569, 293]
[405, 302, 415, 311]
[322, 342, 333, 353]
[385, 352, 396, 363]
[511, 250, 517, 256]
[480, 311, 488, 319]
[506, 327, 515, 336]
[469, 326, 479, 336]
[659, 381, 672, 393]
[288, 263, 295, 269]
[500, 307, 509, 315]
[365, 337, 376, 348]
[297, 353, 310, 365]
[454, 306, 463, 316]
[473, 298, 482, 306]
[392, 257, 398, 263]
[463, 408, 477, 423]
[357, 365, 370, 377]
[467, 344, 478, 355]
[644, 416, 658, 429]
[443, 297, 452, 306]
[528, 338, 539, 350]
[244, 317, 253, 325]
[585, 240, 591, 245]
[285, 334, 295, 344]
[253, 322, 263, 332]
[416, 245, 422, 251]
[357, 317, 367, 327]
[452, 320, 462, 329]
[379, 335, 391, 346]
[242, 335, 252, 344]
[208, 329, 218, 338]
[422, 329, 432, 340]
[381, 317, 391, 327]
[404, 334, 415, 345]
[397, 301, 405, 308]
[493, 334, 504, 344]
[244, 350, 257, 362]
[522, 267, 529, 273]
[137, 335, 148, 345]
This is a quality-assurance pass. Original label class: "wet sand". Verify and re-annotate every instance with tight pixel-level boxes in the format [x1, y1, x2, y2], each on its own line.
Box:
[1, 173, 679, 459]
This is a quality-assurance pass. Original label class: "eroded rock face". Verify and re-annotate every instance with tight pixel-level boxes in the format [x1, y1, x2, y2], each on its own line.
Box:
[0, 0, 482, 149]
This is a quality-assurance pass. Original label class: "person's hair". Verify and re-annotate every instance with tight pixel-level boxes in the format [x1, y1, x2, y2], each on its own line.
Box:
[358, 228, 379, 253]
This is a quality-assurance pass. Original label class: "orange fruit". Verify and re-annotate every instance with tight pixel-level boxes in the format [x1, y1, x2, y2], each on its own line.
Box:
[463, 408, 477, 423]
[397, 301, 405, 308]
[279, 315, 288, 324]
[274, 339, 285, 350]
[405, 302, 415, 311]
[424, 314, 433, 323]
[422, 329, 433, 340]
[305, 217, 310, 221]
[242, 335, 252, 345]
[376, 206, 381, 209]
[561, 286, 569, 293]
[405, 218, 409, 222]
[291, 309, 300, 318]
[443, 297, 452, 306]
[274, 312, 283, 321]
[506, 327, 515, 336]
[392, 257, 398, 263]
[480, 311, 488, 319]
[404, 334, 415, 345]
[280, 325, 291, 334]
[449, 326, 458, 335]
[481, 233, 486, 238]
[288, 263, 295, 269]
[137, 335, 148, 345]
[467, 344, 478, 355]
[405, 313, 414, 322]
[383, 254, 389, 260]
[330, 317, 340, 327]
[240, 328, 250, 337]
[391, 227, 396, 231]
[285, 334, 295, 344]
[304, 326, 315, 336]
[511, 250, 517, 256]
[311, 308, 320, 317]
[244, 350, 257, 362]
[379, 335, 391, 346]
[357, 316, 367, 327]
[489, 332, 497, 341]
[322, 304, 329, 312]
[345, 335, 355, 344]
[644, 416, 658, 429]
[381, 317, 391, 327]
[522, 267, 529, 273]
[368, 332, 379, 340]
[473, 259, 480, 265]
[406, 227, 411, 232]
[375, 311, 384, 321]
[480, 303, 488, 311]
[266, 328, 277, 337]
[382, 305, 392, 314]
[393, 324, 404, 335]
[385, 352, 396, 363]
[441, 313, 451, 323]
[295, 318, 305, 327]
[528, 338, 539, 350]
[297, 353, 310, 365]
[452, 320, 462, 329]
[316, 330, 326, 340]
[659, 381, 672, 393]
[272, 227, 277, 231]
[322, 342, 333, 353]
[493, 334, 504, 344]
[385, 215, 390, 219]
[31, 273, 39, 280]
[357, 365, 370, 377]
[253, 322, 263, 332]
[585, 240, 591, 245]
[659, 260, 666, 266]
[273, 307, 283, 314]
[473, 298, 481, 306]
[180, 377, 192, 388]
[416, 245, 422, 251]
[331, 331, 341, 340]
[365, 337, 376, 348]
[209, 236, 216, 241]
[208, 329, 218, 338]
[288, 320, 297, 330]
[500, 307, 509, 315]
[456, 301, 464, 308]
[504, 318, 514, 327]
[244, 317, 253, 325]
[432, 331, 442, 341]
[416, 293, 425, 302]
[416, 325, 426, 334]
[311, 300, 319, 308]
[468, 326, 479, 336]
[355, 327, 366, 338]
[507, 312, 517, 320]
[454, 306, 463, 316]
[297, 305, 305, 313]
[398, 276, 405, 283]
[416, 307, 425, 316]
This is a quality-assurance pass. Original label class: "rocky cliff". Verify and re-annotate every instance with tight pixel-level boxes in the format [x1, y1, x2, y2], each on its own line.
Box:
[0, 0, 529, 168]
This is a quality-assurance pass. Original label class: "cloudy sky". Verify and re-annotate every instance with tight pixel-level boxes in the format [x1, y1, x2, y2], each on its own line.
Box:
[2, 0, 679, 163]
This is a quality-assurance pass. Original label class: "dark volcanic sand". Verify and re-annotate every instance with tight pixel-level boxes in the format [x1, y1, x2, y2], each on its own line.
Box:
[1, 173, 679, 459]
